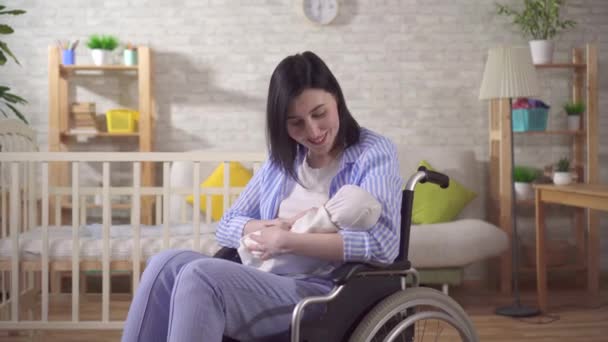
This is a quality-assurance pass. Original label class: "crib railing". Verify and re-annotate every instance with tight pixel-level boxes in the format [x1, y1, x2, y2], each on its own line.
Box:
[0, 151, 264, 331]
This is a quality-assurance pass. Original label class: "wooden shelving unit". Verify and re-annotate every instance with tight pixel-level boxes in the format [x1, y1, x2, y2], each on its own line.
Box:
[488, 44, 599, 294]
[48, 46, 156, 224]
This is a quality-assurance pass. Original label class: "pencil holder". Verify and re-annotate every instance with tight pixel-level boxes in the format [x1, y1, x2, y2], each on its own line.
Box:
[123, 49, 137, 66]
[62, 49, 75, 65]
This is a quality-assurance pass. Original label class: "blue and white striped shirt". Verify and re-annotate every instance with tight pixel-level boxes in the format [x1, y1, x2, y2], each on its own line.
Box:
[217, 128, 403, 265]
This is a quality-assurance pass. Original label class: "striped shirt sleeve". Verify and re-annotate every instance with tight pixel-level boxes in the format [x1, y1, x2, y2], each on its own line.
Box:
[216, 161, 269, 248]
[339, 139, 403, 265]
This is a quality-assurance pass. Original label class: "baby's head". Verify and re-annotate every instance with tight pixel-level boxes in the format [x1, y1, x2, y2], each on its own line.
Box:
[325, 185, 381, 230]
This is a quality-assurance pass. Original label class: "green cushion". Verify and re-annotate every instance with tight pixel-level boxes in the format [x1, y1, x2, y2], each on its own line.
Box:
[412, 160, 477, 224]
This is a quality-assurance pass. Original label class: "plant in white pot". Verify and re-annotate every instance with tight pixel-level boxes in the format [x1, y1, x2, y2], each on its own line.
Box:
[87, 35, 119, 66]
[563, 101, 585, 131]
[553, 157, 572, 185]
[513, 165, 538, 200]
[496, 0, 576, 64]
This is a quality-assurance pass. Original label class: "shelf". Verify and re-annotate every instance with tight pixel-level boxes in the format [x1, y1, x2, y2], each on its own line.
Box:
[534, 63, 586, 69]
[61, 131, 140, 138]
[60, 65, 138, 72]
[514, 130, 583, 136]
[520, 264, 586, 273]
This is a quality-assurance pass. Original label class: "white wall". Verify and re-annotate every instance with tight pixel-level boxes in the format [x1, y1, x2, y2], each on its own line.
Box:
[3, 0, 608, 271]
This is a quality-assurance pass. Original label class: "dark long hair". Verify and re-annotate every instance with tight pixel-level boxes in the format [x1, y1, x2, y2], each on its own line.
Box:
[266, 51, 360, 180]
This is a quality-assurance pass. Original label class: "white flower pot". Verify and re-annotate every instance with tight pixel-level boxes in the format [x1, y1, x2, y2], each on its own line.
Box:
[529, 40, 554, 64]
[567, 115, 581, 131]
[514, 182, 534, 200]
[553, 172, 573, 185]
[91, 49, 110, 66]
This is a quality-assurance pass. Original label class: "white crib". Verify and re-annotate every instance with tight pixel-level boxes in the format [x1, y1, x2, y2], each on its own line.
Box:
[0, 119, 265, 332]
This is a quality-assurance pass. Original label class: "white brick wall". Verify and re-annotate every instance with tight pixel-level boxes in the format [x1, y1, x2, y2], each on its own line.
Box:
[3, 0, 608, 270]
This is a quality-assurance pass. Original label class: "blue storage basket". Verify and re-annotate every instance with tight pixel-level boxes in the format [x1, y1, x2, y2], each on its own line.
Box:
[512, 108, 548, 132]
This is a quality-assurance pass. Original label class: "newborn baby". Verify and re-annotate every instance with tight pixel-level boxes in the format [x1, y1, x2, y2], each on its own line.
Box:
[238, 185, 382, 276]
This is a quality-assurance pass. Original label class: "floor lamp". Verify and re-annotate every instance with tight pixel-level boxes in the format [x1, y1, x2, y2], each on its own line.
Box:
[479, 46, 541, 317]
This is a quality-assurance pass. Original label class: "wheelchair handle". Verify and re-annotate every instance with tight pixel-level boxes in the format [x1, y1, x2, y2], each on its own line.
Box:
[407, 166, 449, 189]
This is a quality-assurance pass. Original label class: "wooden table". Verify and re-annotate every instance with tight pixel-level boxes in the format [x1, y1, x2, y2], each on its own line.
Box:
[534, 183, 608, 312]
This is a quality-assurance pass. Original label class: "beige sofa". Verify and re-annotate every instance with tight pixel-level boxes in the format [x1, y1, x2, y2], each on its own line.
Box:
[397, 146, 508, 294]
[170, 147, 508, 294]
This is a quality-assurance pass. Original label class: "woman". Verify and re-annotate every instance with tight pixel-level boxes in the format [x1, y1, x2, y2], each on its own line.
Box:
[121, 51, 402, 342]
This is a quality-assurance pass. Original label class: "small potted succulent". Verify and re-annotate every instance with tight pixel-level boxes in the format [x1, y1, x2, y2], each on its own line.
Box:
[513, 165, 538, 200]
[553, 157, 572, 185]
[496, 0, 576, 64]
[87, 34, 119, 66]
[563, 101, 585, 131]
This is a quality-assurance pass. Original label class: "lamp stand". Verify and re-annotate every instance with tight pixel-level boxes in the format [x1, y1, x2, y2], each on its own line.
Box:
[495, 99, 540, 318]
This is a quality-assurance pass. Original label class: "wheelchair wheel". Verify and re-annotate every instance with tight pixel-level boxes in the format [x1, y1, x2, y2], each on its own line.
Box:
[348, 287, 478, 342]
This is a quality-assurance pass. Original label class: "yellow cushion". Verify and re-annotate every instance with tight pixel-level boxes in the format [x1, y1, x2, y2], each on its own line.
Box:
[186, 162, 253, 221]
[411, 160, 477, 224]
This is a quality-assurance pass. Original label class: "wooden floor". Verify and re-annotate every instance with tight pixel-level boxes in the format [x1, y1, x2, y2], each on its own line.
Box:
[1, 277, 607, 341]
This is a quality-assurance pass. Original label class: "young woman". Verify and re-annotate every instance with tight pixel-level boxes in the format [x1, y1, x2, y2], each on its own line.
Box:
[121, 51, 402, 342]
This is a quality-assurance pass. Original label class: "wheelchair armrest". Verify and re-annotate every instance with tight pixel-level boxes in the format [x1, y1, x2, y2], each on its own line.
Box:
[213, 247, 242, 264]
[330, 261, 412, 285]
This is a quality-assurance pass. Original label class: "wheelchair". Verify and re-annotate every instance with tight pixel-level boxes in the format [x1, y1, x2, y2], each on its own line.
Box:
[214, 167, 479, 342]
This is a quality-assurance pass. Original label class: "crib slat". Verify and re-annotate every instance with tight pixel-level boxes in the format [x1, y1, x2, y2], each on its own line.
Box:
[193, 162, 201, 252]
[163, 162, 170, 250]
[71, 162, 80, 322]
[21, 162, 26, 235]
[41, 163, 49, 322]
[10, 162, 20, 321]
[102, 162, 110, 322]
[132, 162, 141, 293]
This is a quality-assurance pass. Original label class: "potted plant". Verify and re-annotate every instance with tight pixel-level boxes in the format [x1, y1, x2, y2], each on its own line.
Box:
[87, 34, 119, 66]
[513, 165, 538, 200]
[496, 0, 576, 64]
[553, 157, 572, 185]
[563, 101, 585, 131]
[0, 4, 27, 124]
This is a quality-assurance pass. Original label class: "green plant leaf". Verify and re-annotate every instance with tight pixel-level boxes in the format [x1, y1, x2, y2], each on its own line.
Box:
[2, 92, 27, 104]
[3, 102, 28, 124]
[0, 24, 14, 34]
[0, 41, 19, 65]
[0, 10, 26, 15]
[0, 50, 6, 65]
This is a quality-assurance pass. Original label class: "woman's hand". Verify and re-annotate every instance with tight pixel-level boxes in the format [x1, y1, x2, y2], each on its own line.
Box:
[247, 226, 292, 260]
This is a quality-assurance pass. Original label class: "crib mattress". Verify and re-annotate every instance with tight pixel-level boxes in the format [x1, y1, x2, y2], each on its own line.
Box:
[0, 223, 221, 261]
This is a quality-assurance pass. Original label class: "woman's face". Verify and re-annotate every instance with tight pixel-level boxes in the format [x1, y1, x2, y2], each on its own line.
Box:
[286, 88, 340, 159]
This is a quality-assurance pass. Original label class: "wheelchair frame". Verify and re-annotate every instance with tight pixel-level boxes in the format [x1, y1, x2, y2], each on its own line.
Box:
[216, 168, 478, 342]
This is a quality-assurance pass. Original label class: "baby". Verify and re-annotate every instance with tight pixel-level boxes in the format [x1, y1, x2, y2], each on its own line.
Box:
[238, 185, 382, 276]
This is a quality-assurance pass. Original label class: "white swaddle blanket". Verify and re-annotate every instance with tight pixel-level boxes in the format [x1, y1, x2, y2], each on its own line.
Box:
[238, 185, 382, 275]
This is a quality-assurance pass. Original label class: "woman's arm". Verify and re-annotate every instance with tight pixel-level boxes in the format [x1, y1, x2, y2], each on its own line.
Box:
[216, 161, 272, 248]
[338, 137, 403, 265]
[247, 228, 345, 262]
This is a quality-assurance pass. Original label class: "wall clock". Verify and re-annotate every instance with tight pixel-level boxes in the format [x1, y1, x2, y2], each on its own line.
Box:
[302, 0, 339, 25]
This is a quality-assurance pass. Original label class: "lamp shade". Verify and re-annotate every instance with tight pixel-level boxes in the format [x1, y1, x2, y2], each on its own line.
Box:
[479, 46, 539, 100]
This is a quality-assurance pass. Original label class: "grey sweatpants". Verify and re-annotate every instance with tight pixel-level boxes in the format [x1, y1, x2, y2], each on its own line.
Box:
[121, 249, 333, 342]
